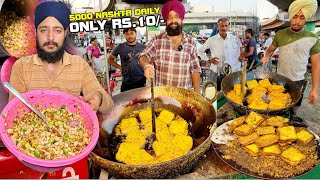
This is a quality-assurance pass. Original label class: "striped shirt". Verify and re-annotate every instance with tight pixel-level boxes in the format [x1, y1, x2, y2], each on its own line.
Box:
[140, 32, 201, 89]
[9, 52, 113, 113]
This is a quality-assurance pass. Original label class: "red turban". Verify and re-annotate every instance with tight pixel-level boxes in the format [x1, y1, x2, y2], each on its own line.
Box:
[161, 0, 186, 22]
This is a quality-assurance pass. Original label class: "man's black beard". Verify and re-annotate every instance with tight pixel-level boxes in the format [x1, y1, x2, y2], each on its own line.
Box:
[166, 22, 182, 36]
[36, 38, 66, 63]
[291, 26, 302, 32]
[126, 37, 136, 44]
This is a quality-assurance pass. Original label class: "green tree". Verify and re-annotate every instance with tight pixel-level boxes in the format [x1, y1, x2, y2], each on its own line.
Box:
[183, 25, 201, 35]
[316, 31, 320, 36]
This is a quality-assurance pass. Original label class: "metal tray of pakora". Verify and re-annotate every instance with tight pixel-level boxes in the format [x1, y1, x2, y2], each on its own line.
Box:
[211, 117, 320, 179]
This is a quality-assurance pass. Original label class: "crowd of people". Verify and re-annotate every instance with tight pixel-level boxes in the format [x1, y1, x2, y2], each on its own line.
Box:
[5, 0, 319, 116]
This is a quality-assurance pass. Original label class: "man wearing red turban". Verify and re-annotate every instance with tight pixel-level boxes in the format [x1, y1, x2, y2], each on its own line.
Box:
[139, 0, 201, 93]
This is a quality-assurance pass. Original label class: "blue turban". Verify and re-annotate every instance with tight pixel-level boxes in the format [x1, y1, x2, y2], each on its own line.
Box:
[34, 1, 71, 30]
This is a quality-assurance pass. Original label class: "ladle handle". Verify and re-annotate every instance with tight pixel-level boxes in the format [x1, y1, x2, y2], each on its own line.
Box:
[150, 79, 156, 135]
[3, 82, 46, 121]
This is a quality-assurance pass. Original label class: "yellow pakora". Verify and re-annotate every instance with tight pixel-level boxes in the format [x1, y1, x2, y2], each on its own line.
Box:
[139, 108, 152, 125]
[248, 96, 268, 110]
[261, 144, 281, 156]
[258, 78, 272, 88]
[227, 90, 243, 105]
[246, 80, 259, 89]
[152, 140, 169, 157]
[281, 147, 306, 166]
[156, 127, 172, 142]
[246, 111, 264, 127]
[251, 86, 267, 96]
[169, 119, 189, 135]
[243, 143, 260, 156]
[297, 129, 314, 145]
[116, 109, 193, 165]
[157, 110, 175, 124]
[145, 119, 167, 134]
[267, 84, 285, 93]
[228, 116, 246, 133]
[171, 133, 193, 154]
[116, 117, 139, 135]
[125, 130, 148, 147]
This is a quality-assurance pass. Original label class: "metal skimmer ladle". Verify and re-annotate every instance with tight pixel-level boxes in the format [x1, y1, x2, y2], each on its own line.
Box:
[150, 78, 156, 143]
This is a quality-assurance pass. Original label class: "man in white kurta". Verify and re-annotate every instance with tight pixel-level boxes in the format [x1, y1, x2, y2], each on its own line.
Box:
[262, 32, 273, 71]
[198, 18, 241, 89]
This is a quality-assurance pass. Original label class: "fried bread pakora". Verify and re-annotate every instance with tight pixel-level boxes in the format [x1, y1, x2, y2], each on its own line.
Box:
[267, 84, 285, 93]
[255, 134, 279, 147]
[157, 109, 175, 124]
[171, 133, 193, 154]
[246, 79, 259, 90]
[256, 126, 276, 135]
[139, 108, 152, 125]
[145, 119, 167, 134]
[268, 99, 287, 110]
[260, 120, 267, 126]
[124, 149, 155, 165]
[278, 141, 293, 147]
[251, 86, 267, 96]
[116, 108, 193, 165]
[233, 124, 256, 136]
[268, 91, 292, 105]
[248, 96, 269, 110]
[116, 117, 140, 135]
[116, 142, 142, 162]
[266, 116, 289, 127]
[243, 143, 260, 156]
[277, 126, 297, 142]
[220, 113, 318, 177]
[261, 144, 281, 156]
[227, 90, 243, 105]
[169, 118, 189, 135]
[156, 127, 172, 142]
[297, 129, 314, 145]
[152, 140, 169, 157]
[259, 78, 272, 88]
[281, 147, 306, 166]
[237, 132, 259, 146]
[228, 116, 246, 133]
[246, 111, 264, 127]
[125, 130, 148, 146]
[228, 78, 292, 110]
[246, 94, 261, 104]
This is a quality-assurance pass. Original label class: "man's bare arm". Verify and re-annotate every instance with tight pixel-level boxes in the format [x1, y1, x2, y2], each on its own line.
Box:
[191, 72, 200, 93]
[107, 54, 122, 71]
[139, 55, 154, 81]
[262, 44, 277, 64]
[309, 53, 320, 104]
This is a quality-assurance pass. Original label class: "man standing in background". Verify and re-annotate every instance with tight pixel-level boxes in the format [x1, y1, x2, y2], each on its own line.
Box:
[261, 32, 273, 71]
[198, 18, 241, 90]
[108, 27, 146, 92]
[241, 29, 258, 69]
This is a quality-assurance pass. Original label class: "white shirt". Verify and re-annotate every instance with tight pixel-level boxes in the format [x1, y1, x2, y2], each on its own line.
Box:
[198, 33, 241, 73]
[263, 37, 273, 49]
